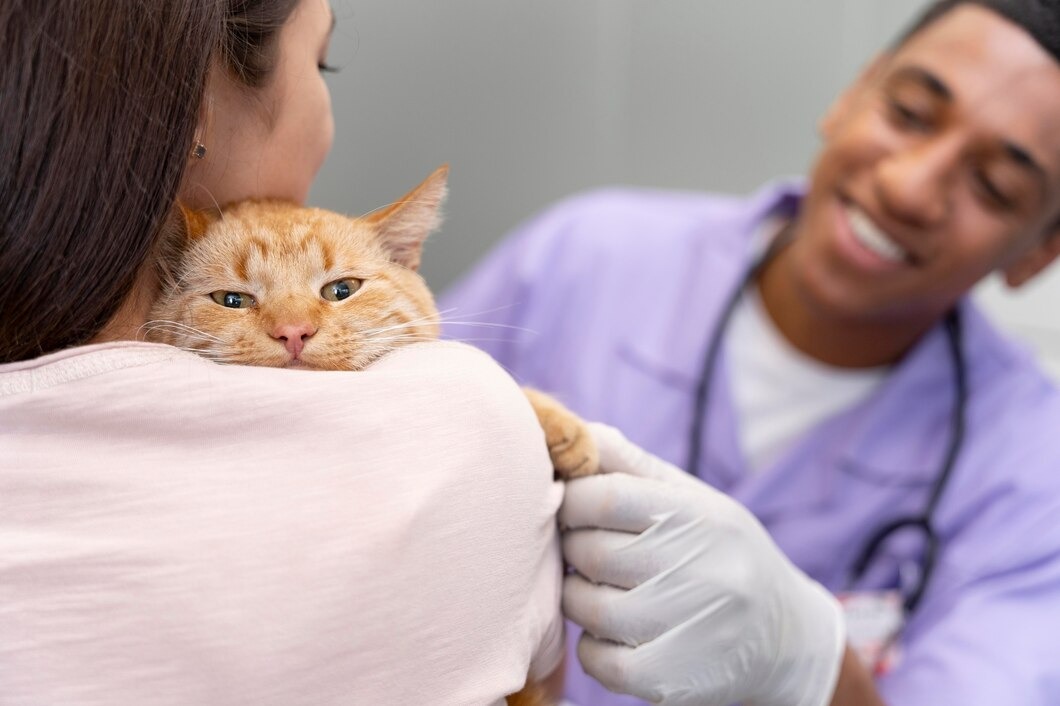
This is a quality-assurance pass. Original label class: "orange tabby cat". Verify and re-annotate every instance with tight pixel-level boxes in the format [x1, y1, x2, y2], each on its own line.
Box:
[148, 166, 594, 704]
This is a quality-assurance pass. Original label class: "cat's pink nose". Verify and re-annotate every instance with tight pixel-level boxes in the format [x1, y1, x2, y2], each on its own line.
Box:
[272, 323, 317, 358]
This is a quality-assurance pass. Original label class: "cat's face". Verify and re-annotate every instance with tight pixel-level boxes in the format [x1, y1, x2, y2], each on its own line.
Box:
[149, 167, 447, 371]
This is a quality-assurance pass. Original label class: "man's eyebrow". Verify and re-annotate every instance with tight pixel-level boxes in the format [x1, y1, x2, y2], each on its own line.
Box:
[891, 66, 1050, 185]
[891, 66, 953, 102]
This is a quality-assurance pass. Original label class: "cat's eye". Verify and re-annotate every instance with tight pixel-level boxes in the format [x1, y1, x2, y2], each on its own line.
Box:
[209, 291, 257, 309]
[321, 278, 362, 302]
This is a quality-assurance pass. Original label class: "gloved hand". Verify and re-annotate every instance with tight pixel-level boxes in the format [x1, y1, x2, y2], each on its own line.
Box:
[561, 423, 845, 706]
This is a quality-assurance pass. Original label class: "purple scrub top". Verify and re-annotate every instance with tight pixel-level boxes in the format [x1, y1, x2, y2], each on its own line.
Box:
[441, 183, 1060, 706]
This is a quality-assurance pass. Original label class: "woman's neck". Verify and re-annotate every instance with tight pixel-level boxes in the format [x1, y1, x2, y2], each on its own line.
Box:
[755, 245, 936, 369]
[90, 266, 160, 345]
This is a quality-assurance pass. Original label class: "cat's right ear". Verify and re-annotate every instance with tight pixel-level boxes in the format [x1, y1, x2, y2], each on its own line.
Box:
[365, 165, 449, 271]
[176, 203, 217, 242]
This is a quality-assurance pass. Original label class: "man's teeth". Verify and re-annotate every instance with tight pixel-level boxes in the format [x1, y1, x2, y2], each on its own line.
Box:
[847, 206, 908, 263]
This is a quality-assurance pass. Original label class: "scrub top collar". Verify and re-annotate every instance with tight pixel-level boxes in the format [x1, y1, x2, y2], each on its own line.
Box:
[617, 180, 803, 378]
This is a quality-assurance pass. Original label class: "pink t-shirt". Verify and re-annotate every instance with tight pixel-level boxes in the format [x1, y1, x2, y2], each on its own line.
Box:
[0, 341, 564, 705]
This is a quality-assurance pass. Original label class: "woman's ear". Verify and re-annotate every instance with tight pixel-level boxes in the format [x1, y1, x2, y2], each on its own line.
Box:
[365, 165, 449, 272]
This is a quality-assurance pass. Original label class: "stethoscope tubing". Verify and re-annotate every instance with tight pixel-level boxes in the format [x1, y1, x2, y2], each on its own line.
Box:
[686, 239, 967, 618]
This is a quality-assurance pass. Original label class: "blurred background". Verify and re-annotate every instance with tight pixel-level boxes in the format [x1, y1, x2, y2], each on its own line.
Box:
[311, 0, 1060, 377]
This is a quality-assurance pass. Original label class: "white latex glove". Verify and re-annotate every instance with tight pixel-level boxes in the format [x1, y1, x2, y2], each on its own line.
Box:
[561, 423, 845, 706]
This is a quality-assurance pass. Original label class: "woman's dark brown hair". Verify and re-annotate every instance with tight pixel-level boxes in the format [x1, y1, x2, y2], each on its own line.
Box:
[0, 0, 299, 363]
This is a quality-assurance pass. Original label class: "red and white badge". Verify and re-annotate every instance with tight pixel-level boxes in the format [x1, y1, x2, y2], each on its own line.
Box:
[837, 590, 904, 677]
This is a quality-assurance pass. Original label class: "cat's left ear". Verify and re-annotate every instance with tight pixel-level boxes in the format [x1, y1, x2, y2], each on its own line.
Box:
[365, 165, 449, 271]
[177, 202, 219, 242]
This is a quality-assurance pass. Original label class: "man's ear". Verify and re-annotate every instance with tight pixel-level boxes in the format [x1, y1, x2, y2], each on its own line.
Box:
[820, 54, 888, 139]
[1004, 225, 1060, 288]
[365, 165, 449, 272]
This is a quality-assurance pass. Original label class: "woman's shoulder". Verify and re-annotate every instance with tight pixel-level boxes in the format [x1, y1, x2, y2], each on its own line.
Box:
[0, 341, 192, 397]
[2, 339, 553, 501]
[1, 339, 549, 486]
[228, 341, 539, 438]
[364, 339, 522, 392]
[0, 339, 517, 404]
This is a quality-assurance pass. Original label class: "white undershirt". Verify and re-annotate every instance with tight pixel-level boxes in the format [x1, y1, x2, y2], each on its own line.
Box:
[727, 285, 888, 473]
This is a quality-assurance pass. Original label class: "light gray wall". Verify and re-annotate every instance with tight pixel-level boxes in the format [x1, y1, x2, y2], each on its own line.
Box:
[310, 1, 1060, 377]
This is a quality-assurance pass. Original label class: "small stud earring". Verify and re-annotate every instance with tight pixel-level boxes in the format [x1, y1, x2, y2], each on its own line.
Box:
[191, 142, 207, 159]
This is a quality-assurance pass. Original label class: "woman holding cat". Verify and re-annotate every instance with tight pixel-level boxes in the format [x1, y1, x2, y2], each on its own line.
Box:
[0, 1, 564, 703]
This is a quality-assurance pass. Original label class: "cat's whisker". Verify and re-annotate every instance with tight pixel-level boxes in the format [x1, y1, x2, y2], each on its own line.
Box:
[362, 331, 437, 342]
[183, 350, 227, 361]
[142, 329, 225, 346]
[431, 304, 535, 332]
[360, 313, 532, 344]
[158, 339, 226, 354]
[357, 322, 423, 337]
[165, 345, 229, 361]
[370, 335, 524, 349]
[397, 308, 449, 325]
[358, 312, 445, 337]
[149, 319, 216, 332]
[434, 303, 519, 320]
[365, 322, 440, 336]
[433, 320, 539, 334]
[438, 337, 523, 344]
[358, 327, 433, 342]
[364, 336, 438, 345]
[141, 334, 232, 355]
[140, 321, 228, 345]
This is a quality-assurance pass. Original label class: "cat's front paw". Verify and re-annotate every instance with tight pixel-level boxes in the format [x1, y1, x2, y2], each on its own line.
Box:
[523, 388, 599, 479]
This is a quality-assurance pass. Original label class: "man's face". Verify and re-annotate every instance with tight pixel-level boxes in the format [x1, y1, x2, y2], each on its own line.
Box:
[788, 5, 1060, 324]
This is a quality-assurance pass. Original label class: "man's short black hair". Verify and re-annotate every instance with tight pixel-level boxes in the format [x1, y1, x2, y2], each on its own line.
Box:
[897, 0, 1060, 64]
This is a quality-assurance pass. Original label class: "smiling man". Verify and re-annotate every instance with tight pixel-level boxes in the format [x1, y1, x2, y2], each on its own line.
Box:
[443, 1, 1060, 705]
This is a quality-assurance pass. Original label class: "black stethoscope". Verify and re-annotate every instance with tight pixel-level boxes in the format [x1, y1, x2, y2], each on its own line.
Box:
[685, 233, 968, 619]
